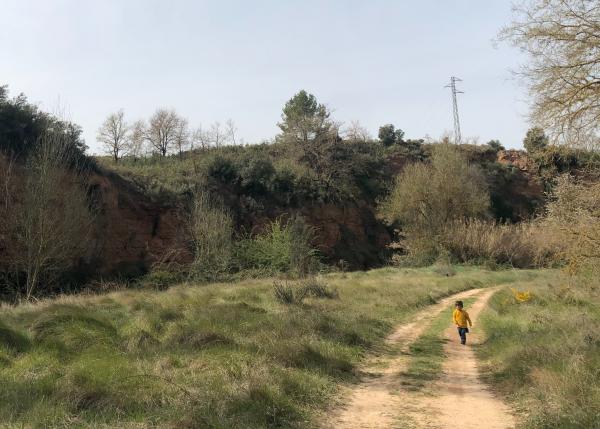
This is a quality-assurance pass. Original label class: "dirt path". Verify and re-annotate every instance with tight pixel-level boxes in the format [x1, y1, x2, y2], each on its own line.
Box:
[321, 288, 515, 429]
[320, 288, 482, 429]
[413, 288, 515, 429]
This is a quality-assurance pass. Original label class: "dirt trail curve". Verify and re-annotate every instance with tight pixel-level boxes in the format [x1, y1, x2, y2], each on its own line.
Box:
[320, 288, 515, 429]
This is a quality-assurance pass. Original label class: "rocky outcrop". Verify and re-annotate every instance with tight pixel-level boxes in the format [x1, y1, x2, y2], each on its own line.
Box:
[84, 170, 193, 277]
[233, 200, 391, 269]
[494, 150, 546, 220]
[0, 158, 193, 280]
[497, 149, 537, 172]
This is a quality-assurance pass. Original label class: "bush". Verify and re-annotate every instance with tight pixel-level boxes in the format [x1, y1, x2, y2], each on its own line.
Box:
[0, 85, 88, 161]
[207, 156, 239, 184]
[239, 156, 276, 195]
[301, 278, 339, 299]
[188, 190, 234, 280]
[5, 131, 95, 300]
[381, 144, 490, 264]
[431, 251, 456, 276]
[440, 219, 558, 268]
[543, 175, 600, 287]
[136, 270, 184, 291]
[272, 281, 308, 305]
[234, 216, 319, 277]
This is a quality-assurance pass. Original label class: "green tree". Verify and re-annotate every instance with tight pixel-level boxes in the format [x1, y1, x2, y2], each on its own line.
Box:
[523, 127, 548, 153]
[382, 144, 490, 264]
[378, 124, 405, 146]
[277, 90, 332, 144]
[0, 85, 87, 160]
[277, 90, 340, 181]
[486, 139, 504, 152]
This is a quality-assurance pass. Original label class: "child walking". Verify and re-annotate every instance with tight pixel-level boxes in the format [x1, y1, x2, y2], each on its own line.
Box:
[453, 300, 472, 345]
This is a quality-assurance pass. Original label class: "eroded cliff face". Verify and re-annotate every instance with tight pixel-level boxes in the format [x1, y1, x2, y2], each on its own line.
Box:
[0, 159, 193, 279]
[495, 150, 546, 220]
[84, 171, 193, 277]
[1, 148, 547, 279]
[231, 199, 391, 269]
[497, 149, 536, 171]
[0, 160, 391, 277]
[88, 177, 391, 272]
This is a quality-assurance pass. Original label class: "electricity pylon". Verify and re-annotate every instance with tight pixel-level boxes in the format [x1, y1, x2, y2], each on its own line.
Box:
[445, 76, 463, 144]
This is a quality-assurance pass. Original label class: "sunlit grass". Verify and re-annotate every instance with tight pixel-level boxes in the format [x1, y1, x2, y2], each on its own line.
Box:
[477, 280, 600, 428]
[0, 267, 548, 428]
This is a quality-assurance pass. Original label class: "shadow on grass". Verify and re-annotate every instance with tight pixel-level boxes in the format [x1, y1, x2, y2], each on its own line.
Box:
[290, 345, 356, 381]
[400, 336, 449, 390]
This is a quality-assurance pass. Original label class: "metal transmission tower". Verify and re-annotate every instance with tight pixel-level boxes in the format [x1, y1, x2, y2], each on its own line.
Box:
[445, 76, 464, 144]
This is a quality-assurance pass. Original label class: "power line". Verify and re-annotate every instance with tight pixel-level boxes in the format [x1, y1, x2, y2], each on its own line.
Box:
[445, 76, 464, 144]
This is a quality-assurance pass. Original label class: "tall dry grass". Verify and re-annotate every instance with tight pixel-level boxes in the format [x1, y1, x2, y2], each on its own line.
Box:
[188, 190, 233, 280]
[440, 219, 561, 268]
[542, 175, 600, 288]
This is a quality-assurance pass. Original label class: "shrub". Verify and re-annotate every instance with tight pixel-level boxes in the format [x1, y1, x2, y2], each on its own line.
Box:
[136, 270, 184, 291]
[272, 281, 308, 305]
[234, 216, 319, 277]
[440, 219, 558, 268]
[431, 251, 456, 277]
[523, 127, 548, 154]
[381, 144, 490, 264]
[207, 155, 239, 184]
[543, 175, 600, 287]
[239, 156, 276, 195]
[0, 85, 88, 161]
[301, 278, 338, 299]
[7, 131, 94, 300]
[188, 190, 234, 280]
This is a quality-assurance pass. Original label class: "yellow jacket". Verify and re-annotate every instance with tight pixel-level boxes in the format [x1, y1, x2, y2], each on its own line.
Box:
[453, 309, 472, 328]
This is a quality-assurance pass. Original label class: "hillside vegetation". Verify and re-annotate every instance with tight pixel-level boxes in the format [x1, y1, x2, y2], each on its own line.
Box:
[2, 85, 562, 301]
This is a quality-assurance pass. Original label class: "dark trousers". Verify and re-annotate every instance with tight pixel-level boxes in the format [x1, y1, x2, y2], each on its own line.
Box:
[457, 327, 469, 344]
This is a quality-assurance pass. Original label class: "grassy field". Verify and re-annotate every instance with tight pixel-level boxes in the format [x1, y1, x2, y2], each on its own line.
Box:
[0, 267, 546, 428]
[477, 279, 600, 429]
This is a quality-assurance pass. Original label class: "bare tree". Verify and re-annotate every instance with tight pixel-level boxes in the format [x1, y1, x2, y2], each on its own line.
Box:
[146, 108, 180, 156]
[192, 125, 211, 150]
[225, 119, 237, 145]
[97, 110, 130, 162]
[500, 0, 600, 146]
[210, 121, 224, 148]
[129, 119, 146, 158]
[174, 117, 190, 157]
[13, 132, 93, 300]
[344, 120, 371, 142]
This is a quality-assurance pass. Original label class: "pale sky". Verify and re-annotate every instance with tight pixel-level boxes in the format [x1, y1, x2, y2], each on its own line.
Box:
[1, 0, 529, 153]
